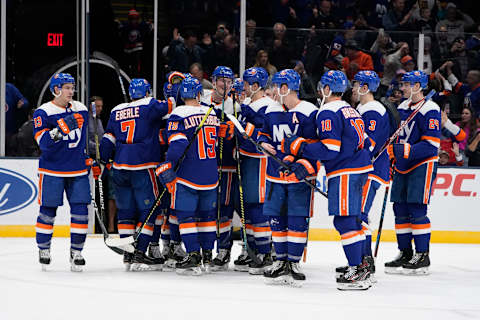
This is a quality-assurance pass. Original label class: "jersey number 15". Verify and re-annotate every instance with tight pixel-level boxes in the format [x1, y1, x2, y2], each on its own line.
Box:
[197, 127, 216, 159]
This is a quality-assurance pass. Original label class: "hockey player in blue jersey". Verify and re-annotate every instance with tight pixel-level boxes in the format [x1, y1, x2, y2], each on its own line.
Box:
[156, 76, 231, 275]
[33, 73, 91, 272]
[384, 70, 440, 275]
[231, 67, 276, 273]
[100, 78, 174, 271]
[283, 70, 374, 290]
[257, 69, 319, 285]
[199, 66, 238, 271]
[336, 70, 390, 281]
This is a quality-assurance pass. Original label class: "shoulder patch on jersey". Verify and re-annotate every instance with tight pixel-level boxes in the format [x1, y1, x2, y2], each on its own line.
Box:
[171, 105, 210, 118]
[418, 100, 440, 115]
[321, 100, 349, 113]
[37, 101, 78, 116]
[357, 100, 386, 116]
[265, 102, 285, 114]
[290, 101, 318, 117]
[130, 97, 153, 107]
[71, 101, 88, 112]
[248, 96, 276, 112]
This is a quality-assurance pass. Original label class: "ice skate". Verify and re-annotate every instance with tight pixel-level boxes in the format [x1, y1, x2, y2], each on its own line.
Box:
[70, 249, 85, 272]
[384, 248, 413, 274]
[364, 255, 376, 283]
[130, 249, 164, 271]
[165, 242, 186, 270]
[175, 251, 203, 276]
[201, 249, 213, 273]
[211, 248, 231, 271]
[39, 249, 51, 271]
[336, 265, 370, 290]
[264, 260, 290, 285]
[335, 264, 348, 278]
[123, 252, 134, 271]
[402, 252, 430, 275]
[248, 252, 272, 275]
[147, 242, 163, 259]
[233, 247, 252, 272]
[289, 261, 306, 287]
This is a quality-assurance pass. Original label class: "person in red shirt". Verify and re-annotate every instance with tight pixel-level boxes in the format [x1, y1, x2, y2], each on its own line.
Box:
[341, 40, 374, 80]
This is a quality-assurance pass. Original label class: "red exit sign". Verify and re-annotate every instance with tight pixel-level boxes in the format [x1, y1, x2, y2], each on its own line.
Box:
[47, 33, 64, 47]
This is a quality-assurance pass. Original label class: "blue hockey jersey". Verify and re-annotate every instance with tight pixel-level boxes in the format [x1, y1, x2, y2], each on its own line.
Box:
[302, 100, 373, 179]
[257, 101, 318, 183]
[394, 99, 440, 173]
[357, 100, 391, 184]
[200, 89, 238, 172]
[100, 97, 173, 170]
[33, 100, 89, 177]
[166, 104, 221, 190]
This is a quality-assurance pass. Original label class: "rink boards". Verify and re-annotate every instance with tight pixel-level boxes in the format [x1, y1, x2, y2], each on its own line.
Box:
[0, 158, 479, 243]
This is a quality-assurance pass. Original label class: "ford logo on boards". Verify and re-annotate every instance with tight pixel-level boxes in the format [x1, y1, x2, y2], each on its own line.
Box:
[0, 168, 37, 216]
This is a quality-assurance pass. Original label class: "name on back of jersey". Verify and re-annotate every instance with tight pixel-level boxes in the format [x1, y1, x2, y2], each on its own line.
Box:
[115, 107, 140, 121]
[182, 114, 220, 130]
[341, 107, 361, 119]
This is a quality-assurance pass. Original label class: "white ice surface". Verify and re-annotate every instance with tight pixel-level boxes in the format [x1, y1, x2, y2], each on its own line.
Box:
[1, 237, 479, 320]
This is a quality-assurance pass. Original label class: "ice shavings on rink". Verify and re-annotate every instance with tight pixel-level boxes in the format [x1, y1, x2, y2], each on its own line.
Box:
[1, 237, 479, 320]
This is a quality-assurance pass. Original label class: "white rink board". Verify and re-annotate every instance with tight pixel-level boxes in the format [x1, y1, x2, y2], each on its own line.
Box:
[0, 159, 94, 229]
[313, 166, 480, 231]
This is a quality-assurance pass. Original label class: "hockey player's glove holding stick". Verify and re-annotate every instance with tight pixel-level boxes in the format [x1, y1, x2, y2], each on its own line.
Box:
[155, 162, 177, 194]
[285, 159, 316, 182]
[280, 135, 307, 157]
[387, 143, 412, 160]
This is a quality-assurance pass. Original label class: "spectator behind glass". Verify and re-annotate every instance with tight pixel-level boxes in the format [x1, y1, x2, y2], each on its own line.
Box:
[466, 24, 480, 52]
[293, 60, 316, 104]
[189, 62, 213, 90]
[444, 63, 480, 117]
[447, 37, 480, 82]
[254, 49, 278, 77]
[267, 22, 293, 71]
[119, 9, 152, 77]
[88, 96, 105, 159]
[466, 120, 480, 167]
[5, 83, 29, 156]
[400, 55, 415, 72]
[380, 42, 409, 89]
[14, 109, 39, 157]
[167, 29, 208, 74]
[435, 3, 474, 45]
[456, 107, 477, 153]
[365, 0, 389, 28]
[370, 29, 395, 78]
[382, 0, 415, 32]
[341, 40, 374, 80]
[216, 34, 240, 74]
[245, 19, 265, 68]
[311, 0, 337, 29]
[438, 143, 464, 167]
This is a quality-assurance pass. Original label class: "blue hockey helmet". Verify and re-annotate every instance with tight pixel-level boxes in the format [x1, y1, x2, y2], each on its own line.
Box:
[129, 78, 151, 99]
[320, 70, 348, 93]
[243, 67, 268, 88]
[163, 82, 182, 100]
[353, 70, 380, 92]
[180, 77, 203, 99]
[272, 69, 300, 91]
[49, 73, 75, 94]
[232, 78, 245, 93]
[401, 70, 428, 89]
[212, 66, 234, 80]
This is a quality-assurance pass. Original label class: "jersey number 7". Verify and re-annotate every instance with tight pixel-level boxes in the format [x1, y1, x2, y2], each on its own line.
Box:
[197, 127, 216, 159]
[121, 120, 136, 144]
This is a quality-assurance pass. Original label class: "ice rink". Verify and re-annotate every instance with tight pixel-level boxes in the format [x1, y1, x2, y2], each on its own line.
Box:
[1, 237, 479, 320]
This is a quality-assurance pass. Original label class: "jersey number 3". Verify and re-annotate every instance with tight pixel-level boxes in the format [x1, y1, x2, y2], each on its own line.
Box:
[197, 127, 216, 159]
[121, 120, 136, 144]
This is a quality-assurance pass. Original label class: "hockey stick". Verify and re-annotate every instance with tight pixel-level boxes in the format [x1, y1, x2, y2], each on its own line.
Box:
[105, 104, 216, 252]
[231, 91, 262, 264]
[373, 182, 390, 259]
[372, 90, 435, 162]
[90, 102, 124, 255]
[226, 114, 328, 198]
[216, 80, 227, 237]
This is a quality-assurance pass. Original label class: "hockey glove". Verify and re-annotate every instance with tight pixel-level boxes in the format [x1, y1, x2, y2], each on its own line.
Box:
[57, 113, 84, 136]
[85, 158, 102, 180]
[155, 162, 177, 194]
[278, 155, 295, 179]
[285, 159, 316, 182]
[281, 134, 306, 157]
[218, 121, 235, 140]
[387, 143, 411, 161]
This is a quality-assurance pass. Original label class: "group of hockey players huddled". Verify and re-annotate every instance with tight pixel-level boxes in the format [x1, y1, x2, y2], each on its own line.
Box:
[32, 62, 442, 290]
